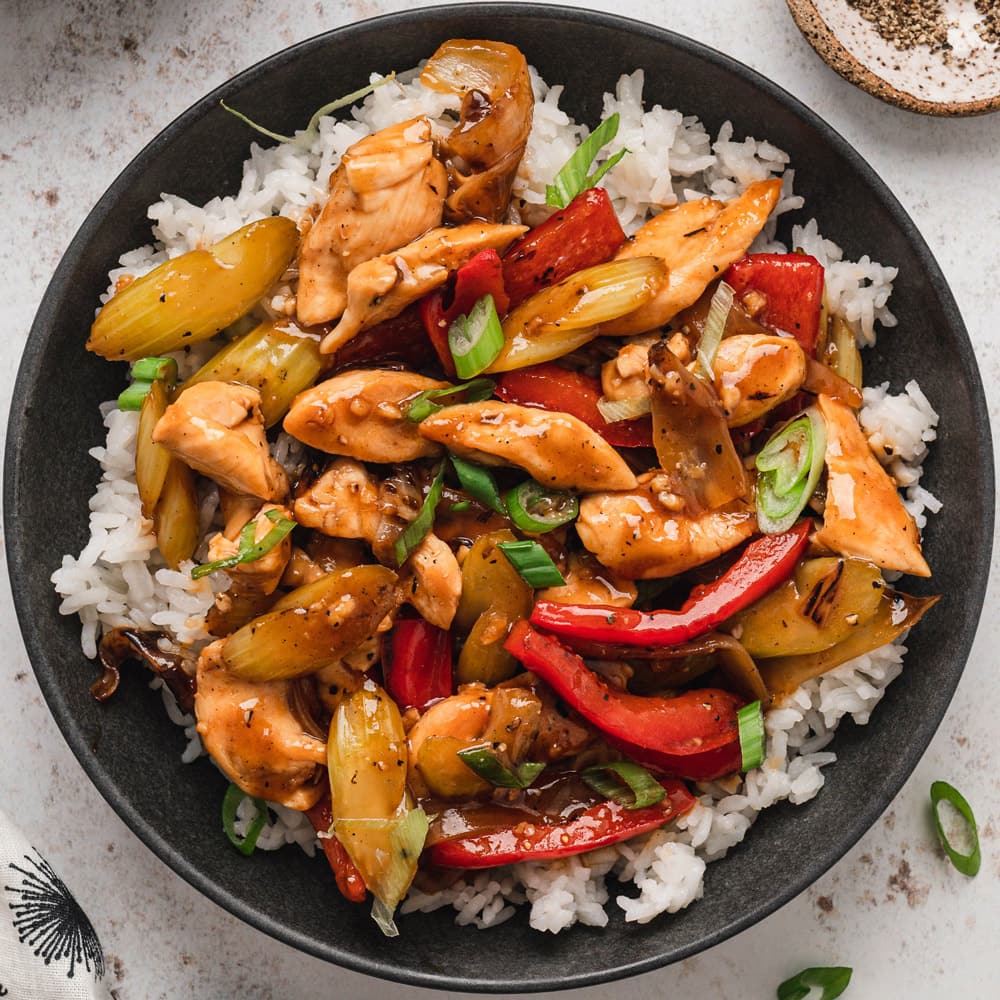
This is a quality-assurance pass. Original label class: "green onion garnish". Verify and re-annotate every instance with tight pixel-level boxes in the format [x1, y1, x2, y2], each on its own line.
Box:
[191, 509, 297, 580]
[755, 409, 827, 535]
[930, 780, 981, 876]
[545, 113, 629, 209]
[220, 72, 396, 148]
[496, 540, 566, 588]
[504, 480, 579, 534]
[118, 354, 179, 410]
[405, 378, 496, 423]
[776, 966, 852, 1000]
[450, 455, 506, 515]
[130, 355, 178, 383]
[393, 463, 446, 566]
[221, 783, 269, 856]
[456, 745, 546, 789]
[581, 761, 665, 810]
[737, 700, 765, 771]
[450, 500, 471, 512]
[447, 294, 505, 379]
[696, 280, 735, 380]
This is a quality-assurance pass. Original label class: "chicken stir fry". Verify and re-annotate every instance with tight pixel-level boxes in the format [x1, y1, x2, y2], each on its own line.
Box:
[85, 38, 937, 937]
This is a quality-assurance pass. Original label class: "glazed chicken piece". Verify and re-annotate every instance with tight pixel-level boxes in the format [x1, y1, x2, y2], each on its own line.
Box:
[314, 635, 378, 714]
[195, 640, 326, 810]
[320, 222, 527, 354]
[813, 394, 931, 577]
[601, 179, 782, 336]
[417, 401, 638, 492]
[576, 473, 757, 578]
[293, 458, 381, 540]
[712, 334, 806, 427]
[283, 369, 448, 464]
[281, 536, 368, 589]
[536, 551, 637, 608]
[399, 531, 463, 629]
[296, 117, 447, 327]
[152, 381, 288, 501]
[600, 335, 661, 402]
[204, 501, 293, 595]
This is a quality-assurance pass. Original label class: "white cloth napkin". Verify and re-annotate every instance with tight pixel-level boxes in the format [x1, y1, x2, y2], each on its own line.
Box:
[0, 807, 112, 999]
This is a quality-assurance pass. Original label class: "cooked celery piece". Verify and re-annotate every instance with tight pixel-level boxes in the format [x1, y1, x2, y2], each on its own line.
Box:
[180, 320, 323, 427]
[135, 379, 171, 518]
[486, 257, 666, 373]
[87, 218, 298, 360]
[221, 565, 397, 681]
[328, 680, 426, 937]
[827, 314, 863, 389]
[695, 280, 735, 380]
[153, 459, 199, 570]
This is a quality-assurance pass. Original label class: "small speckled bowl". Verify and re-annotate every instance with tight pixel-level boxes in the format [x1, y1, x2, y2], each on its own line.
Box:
[787, 0, 1000, 115]
[5, 2, 994, 992]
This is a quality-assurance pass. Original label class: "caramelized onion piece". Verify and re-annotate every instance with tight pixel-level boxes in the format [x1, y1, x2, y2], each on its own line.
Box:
[94, 628, 196, 714]
[421, 39, 533, 222]
[643, 632, 770, 704]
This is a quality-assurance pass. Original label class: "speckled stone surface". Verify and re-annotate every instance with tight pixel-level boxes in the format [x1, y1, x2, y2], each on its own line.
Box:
[1, 1, 998, 997]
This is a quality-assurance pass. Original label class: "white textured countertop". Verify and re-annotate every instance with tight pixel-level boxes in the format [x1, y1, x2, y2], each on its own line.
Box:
[2, 1, 998, 997]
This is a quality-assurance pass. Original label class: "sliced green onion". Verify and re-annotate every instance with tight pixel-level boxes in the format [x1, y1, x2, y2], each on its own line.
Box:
[930, 780, 981, 876]
[545, 113, 629, 209]
[192, 509, 297, 579]
[220, 72, 395, 148]
[393, 463, 446, 566]
[450, 455, 506, 515]
[737, 700, 765, 771]
[777, 966, 852, 1000]
[448, 294, 505, 379]
[221, 783, 269, 857]
[496, 540, 566, 588]
[456, 745, 546, 790]
[130, 355, 178, 384]
[450, 500, 471, 512]
[696, 280, 735, 380]
[118, 354, 179, 410]
[582, 761, 665, 810]
[405, 377, 495, 423]
[117, 379, 155, 411]
[596, 395, 651, 423]
[505, 480, 579, 533]
[755, 408, 827, 534]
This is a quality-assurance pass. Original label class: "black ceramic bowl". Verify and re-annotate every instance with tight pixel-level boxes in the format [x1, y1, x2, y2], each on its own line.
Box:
[6, 4, 993, 993]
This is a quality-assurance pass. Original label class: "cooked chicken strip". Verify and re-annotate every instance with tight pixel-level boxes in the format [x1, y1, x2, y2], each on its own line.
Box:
[320, 222, 526, 354]
[712, 334, 806, 426]
[204, 502, 293, 595]
[813, 394, 930, 577]
[601, 179, 782, 336]
[195, 640, 326, 810]
[576, 473, 756, 578]
[283, 369, 447, 463]
[400, 531, 463, 629]
[152, 381, 288, 501]
[418, 401, 638, 492]
[292, 458, 381, 540]
[296, 117, 447, 327]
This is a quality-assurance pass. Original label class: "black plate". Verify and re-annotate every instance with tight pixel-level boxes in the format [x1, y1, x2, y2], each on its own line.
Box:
[5, 4, 993, 992]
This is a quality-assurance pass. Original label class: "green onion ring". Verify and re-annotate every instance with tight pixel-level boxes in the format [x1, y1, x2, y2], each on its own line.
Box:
[221, 783, 269, 857]
[448, 294, 505, 379]
[581, 761, 666, 810]
[755, 408, 827, 535]
[505, 481, 579, 534]
[930, 780, 981, 876]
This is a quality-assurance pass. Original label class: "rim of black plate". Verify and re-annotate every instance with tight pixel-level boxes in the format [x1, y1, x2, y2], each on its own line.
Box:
[5, 3, 994, 992]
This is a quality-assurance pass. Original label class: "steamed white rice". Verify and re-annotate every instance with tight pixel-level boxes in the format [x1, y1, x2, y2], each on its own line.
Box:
[51, 63, 940, 933]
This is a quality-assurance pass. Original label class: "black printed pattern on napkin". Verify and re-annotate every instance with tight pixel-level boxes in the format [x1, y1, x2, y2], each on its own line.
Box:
[4, 851, 105, 980]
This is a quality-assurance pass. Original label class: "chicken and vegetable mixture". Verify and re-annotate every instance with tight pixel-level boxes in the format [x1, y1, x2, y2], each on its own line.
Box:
[81, 40, 937, 935]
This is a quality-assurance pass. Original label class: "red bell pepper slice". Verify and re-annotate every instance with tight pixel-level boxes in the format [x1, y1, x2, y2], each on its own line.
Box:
[725, 253, 825, 355]
[501, 187, 626, 308]
[495, 363, 653, 448]
[419, 249, 510, 375]
[530, 519, 810, 657]
[428, 778, 695, 868]
[329, 303, 438, 372]
[305, 799, 367, 904]
[380, 616, 453, 713]
[505, 621, 744, 780]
